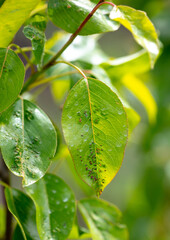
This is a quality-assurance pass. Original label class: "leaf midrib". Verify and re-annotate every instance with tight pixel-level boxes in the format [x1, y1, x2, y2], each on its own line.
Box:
[85, 78, 100, 191]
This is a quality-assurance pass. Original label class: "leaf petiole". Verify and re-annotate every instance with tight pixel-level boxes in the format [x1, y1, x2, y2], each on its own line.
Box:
[9, 43, 35, 73]
[0, 180, 9, 188]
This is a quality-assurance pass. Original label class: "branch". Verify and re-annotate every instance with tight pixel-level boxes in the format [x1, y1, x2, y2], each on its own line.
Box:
[42, 1, 115, 71]
[21, 1, 115, 93]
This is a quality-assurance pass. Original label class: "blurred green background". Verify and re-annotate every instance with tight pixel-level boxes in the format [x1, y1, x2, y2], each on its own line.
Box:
[0, 0, 170, 239]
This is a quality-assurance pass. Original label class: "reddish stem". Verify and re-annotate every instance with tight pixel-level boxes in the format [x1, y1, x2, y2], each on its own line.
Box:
[22, 1, 116, 93]
[42, 1, 115, 71]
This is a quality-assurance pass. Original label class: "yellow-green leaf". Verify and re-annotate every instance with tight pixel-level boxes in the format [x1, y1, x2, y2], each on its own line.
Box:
[0, 0, 40, 47]
[110, 5, 160, 67]
[51, 80, 70, 102]
[62, 78, 128, 196]
[122, 74, 157, 124]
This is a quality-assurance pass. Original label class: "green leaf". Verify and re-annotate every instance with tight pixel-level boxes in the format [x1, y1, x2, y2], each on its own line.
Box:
[48, 0, 120, 35]
[23, 25, 46, 70]
[13, 225, 26, 240]
[109, 5, 160, 67]
[5, 187, 40, 240]
[0, 0, 40, 47]
[122, 74, 157, 124]
[25, 174, 76, 240]
[62, 78, 128, 196]
[27, 15, 47, 32]
[91, 66, 140, 133]
[68, 224, 91, 239]
[0, 48, 25, 113]
[0, 0, 5, 7]
[0, 98, 57, 186]
[78, 198, 128, 240]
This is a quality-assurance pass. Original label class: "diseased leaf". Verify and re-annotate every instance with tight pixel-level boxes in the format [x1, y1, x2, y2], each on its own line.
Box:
[110, 5, 160, 67]
[25, 174, 76, 240]
[0, 98, 57, 186]
[23, 25, 46, 70]
[48, 0, 120, 35]
[122, 74, 157, 124]
[27, 15, 47, 32]
[5, 187, 40, 240]
[90, 66, 140, 133]
[0, 48, 24, 113]
[0, 0, 40, 47]
[78, 198, 128, 240]
[62, 78, 128, 196]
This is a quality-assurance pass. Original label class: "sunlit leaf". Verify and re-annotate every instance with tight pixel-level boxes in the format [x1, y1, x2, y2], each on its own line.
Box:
[0, 0, 40, 47]
[0, 48, 24, 113]
[68, 223, 91, 239]
[5, 187, 40, 240]
[48, 0, 120, 35]
[122, 74, 157, 124]
[101, 50, 150, 78]
[110, 5, 160, 67]
[62, 77, 128, 196]
[0, 98, 57, 186]
[78, 198, 128, 240]
[63, 36, 108, 64]
[25, 174, 76, 240]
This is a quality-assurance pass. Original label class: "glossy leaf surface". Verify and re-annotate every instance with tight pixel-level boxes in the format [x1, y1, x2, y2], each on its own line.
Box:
[13, 225, 26, 240]
[0, 0, 40, 47]
[110, 5, 160, 67]
[5, 187, 40, 240]
[90, 66, 140, 133]
[79, 199, 128, 240]
[62, 78, 128, 196]
[48, 0, 119, 35]
[0, 48, 24, 113]
[23, 25, 45, 70]
[0, 99, 57, 186]
[25, 174, 76, 240]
